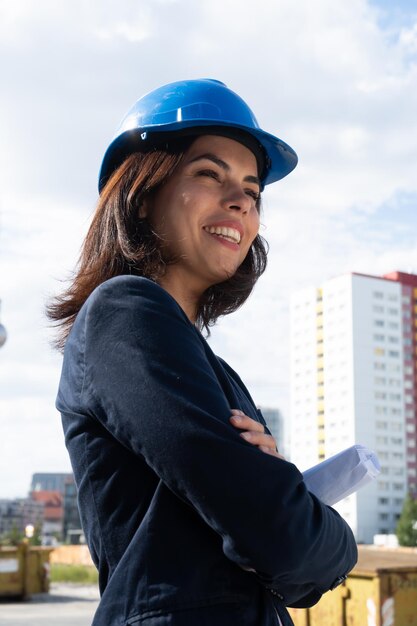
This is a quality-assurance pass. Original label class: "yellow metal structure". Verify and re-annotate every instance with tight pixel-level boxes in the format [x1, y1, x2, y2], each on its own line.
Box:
[0, 542, 52, 599]
[289, 546, 417, 626]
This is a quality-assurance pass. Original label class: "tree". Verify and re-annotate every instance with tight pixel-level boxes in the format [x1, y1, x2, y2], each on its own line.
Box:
[396, 493, 417, 547]
[29, 523, 42, 546]
[0, 524, 24, 546]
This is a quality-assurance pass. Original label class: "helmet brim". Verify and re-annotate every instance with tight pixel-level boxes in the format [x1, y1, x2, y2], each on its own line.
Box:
[98, 121, 297, 193]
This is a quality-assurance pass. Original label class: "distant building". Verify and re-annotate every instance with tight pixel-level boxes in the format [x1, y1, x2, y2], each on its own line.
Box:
[30, 491, 63, 539]
[30, 472, 82, 543]
[290, 271, 417, 543]
[31, 472, 73, 493]
[0, 498, 44, 537]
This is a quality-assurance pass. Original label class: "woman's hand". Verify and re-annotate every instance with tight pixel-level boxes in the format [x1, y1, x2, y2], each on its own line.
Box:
[229, 409, 286, 459]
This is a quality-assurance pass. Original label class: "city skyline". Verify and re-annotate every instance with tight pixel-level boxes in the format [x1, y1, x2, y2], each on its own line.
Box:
[1, 0, 417, 498]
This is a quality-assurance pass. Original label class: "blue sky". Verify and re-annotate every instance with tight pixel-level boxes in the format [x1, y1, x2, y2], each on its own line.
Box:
[0, 0, 417, 497]
[370, 0, 417, 28]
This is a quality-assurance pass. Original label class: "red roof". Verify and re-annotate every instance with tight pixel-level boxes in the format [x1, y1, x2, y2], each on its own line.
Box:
[30, 490, 63, 521]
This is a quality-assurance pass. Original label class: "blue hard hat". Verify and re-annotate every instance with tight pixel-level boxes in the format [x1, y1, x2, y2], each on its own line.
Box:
[98, 79, 298, 192]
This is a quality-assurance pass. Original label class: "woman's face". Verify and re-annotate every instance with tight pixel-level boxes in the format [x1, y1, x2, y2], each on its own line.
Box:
[144, 134, 261, 298]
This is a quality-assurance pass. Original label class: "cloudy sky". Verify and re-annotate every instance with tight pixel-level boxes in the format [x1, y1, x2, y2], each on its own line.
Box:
[1, 0, 416, 498]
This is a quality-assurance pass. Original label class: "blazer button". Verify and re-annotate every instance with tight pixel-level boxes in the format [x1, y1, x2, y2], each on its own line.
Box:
[268, 588, 284, 601]
[330, 574, 347, 590]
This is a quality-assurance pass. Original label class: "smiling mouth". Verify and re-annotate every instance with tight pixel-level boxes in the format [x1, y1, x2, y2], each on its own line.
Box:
[203, 225, 241, 244]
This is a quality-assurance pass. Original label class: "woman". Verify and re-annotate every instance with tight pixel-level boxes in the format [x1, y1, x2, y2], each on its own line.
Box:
[50, 79, 357, 626]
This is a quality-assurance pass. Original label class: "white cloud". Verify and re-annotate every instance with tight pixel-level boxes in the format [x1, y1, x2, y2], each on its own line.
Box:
[0, 0, 417, 496]
[399, 20, 417, 53]
[94, 22, 150, 43]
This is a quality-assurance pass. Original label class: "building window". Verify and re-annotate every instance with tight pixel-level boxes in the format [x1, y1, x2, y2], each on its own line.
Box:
[373, 291, 384, 299]
[374, 334, 385, 342]
[389, 394, 401, 402]
[388, 379, 401, 388]
[374, 348, 385, 356]
[378, 497, 389, 505]
[392, 468, 404, 476]
[374, 320, 385, 327]
[388, 363, 401, 372]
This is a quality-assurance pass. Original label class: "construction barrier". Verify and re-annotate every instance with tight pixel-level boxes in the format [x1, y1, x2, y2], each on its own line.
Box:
[50, 544, 94, 567]
[289, 545, 417, 626]
[0, 542, 52, 599]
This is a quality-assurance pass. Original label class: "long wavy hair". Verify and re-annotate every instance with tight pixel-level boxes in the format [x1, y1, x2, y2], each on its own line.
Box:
[47, 137, 268, 351]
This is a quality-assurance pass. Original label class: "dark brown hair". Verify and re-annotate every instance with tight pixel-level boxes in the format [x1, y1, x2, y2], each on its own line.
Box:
[47, 138, 268, 351]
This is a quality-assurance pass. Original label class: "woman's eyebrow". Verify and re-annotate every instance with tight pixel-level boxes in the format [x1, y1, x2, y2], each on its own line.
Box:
[188, 153, 261, 187]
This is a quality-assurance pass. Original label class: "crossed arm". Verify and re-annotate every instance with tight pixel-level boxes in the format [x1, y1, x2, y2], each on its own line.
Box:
[230, 409, 285, 458]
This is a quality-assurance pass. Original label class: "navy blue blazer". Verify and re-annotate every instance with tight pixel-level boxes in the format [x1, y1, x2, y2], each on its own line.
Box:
[57, 276, 357, 626]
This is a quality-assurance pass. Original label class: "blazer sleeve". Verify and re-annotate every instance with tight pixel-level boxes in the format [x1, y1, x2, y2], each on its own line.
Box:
[80, 276, 357, 606]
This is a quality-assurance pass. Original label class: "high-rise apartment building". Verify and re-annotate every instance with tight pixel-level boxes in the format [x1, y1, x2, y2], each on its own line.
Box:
[290, 271, 417, 543]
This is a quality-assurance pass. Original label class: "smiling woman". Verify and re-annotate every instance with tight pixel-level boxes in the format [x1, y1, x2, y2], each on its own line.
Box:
[47, 79, 357, 626]
[140, 135, 262, 319]
[48, 132, 268, 346]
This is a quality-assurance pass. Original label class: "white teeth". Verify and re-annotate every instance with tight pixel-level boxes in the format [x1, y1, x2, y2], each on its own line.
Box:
[204, 226, 241, 244]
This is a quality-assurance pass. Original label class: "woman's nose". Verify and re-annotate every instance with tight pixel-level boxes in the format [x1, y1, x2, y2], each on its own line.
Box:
[222, 185, 251, 213]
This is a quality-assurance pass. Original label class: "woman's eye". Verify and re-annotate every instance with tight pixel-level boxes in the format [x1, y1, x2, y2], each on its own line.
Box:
[246, 189, 260, 202]
[197, 169, 220, 180]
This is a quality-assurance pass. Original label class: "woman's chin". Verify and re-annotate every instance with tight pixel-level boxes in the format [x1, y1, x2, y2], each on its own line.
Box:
[206, 267, 239, 288]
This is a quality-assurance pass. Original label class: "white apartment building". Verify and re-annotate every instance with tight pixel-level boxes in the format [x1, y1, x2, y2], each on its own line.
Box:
[290, 272, 417, 544]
